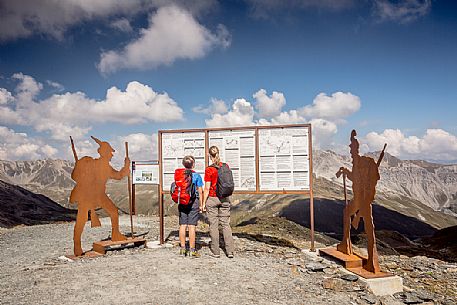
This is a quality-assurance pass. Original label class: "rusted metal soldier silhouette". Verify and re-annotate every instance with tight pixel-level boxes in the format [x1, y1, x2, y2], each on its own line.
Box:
[69, 136, 130, 256]
[336, 130, 386, 273]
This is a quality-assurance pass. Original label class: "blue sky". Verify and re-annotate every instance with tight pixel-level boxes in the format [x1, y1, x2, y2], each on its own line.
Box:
[0, 0, 456, 162]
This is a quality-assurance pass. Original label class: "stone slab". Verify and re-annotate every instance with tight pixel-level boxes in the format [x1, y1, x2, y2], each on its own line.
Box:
[358, 275, 403, 296]
[146, 240, 173, 249]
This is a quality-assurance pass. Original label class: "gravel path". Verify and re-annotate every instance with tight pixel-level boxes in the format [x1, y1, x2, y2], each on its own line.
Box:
[0, 216, 364, 305]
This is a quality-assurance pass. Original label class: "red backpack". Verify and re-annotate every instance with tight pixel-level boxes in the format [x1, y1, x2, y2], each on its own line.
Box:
[170, 168, 196, 205]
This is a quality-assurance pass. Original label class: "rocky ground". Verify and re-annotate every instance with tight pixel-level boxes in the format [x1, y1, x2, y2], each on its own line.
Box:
[0, 216, 456, 305]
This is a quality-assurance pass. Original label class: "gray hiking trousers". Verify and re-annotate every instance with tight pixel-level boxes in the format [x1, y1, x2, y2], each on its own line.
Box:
[206, 196, 234, 255]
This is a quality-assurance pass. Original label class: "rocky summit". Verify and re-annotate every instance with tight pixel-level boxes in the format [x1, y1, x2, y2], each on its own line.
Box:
[0, 152, 456, 304]
[0, 215, 456, 305]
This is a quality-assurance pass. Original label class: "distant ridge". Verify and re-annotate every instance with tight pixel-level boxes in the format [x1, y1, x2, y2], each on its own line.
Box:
[0, 179, 76, 227]
[0, 150, 456, 229]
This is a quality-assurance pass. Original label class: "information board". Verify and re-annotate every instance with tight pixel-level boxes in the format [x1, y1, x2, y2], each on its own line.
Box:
[161, 131, 205, 188]
[158, 124, 312, 194]
[258, 127, 310, 191]
[157, 124, 314, 250]
[208, 129, 256, 190]
[133, 163, 159, 184]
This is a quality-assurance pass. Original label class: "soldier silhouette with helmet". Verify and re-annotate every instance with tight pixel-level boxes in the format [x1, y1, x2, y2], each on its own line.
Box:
[69, 136, 130, 256]
[336, 130, 386, 273]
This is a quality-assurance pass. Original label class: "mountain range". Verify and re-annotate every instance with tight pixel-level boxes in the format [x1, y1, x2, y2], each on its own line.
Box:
[1, 150, 456, 235]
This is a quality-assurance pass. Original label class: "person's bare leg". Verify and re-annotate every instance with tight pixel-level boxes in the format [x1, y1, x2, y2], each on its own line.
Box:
[188, 225, 196, 250]
[74, 207, 88, 256]
[179, 225, 187, 249]
[101, 197, 126, 241]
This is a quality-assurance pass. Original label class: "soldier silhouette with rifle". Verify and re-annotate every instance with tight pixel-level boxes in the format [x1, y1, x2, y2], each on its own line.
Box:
[336, 130, 386, 273]
[69, 136, 130, 256]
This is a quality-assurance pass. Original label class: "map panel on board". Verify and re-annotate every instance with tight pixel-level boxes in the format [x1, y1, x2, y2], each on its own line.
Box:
[208, 129, 256, 191]
[258, 127, 310, 191]
[161, 132, 205, 188]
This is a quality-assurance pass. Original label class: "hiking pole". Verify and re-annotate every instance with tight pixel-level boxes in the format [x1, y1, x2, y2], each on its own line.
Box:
[125, 142, 134, 238]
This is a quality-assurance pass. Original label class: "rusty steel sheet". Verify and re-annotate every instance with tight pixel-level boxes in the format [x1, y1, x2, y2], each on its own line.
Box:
[69, 136, 131, 256]
[335, 130, 387, 274]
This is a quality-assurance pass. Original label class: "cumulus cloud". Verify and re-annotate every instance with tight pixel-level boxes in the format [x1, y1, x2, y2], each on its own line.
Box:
[116, 133, 158, 162]
[193, 98, 228, 115]
[98, 5, 231, 74]
[1, 74, 183, 141]
[0, 0, 219, 42]
[253, 89, 286, 118]
[12, 72, 43, 100]
[202, 89, 359, 148]
[364, 128, 457, 161]
[64, 132, 159, 165]
[205, 99, 254, 127]
[0, 88, 14, 105]
[0, 126, 58, 160]
[373, 0, 431, 24]
[301, 92, 361, 121]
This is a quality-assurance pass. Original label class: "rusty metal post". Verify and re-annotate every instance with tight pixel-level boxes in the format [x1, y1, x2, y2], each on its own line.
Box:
[132, 161, 136, 215]
[308, 125, 315, 252]
[158, 132, 164, 245]
[125, 142, 134, 237]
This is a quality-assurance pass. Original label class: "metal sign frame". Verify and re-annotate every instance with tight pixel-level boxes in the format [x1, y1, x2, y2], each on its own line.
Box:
[131, 160, 159, 215]
[157, 124, 315, 250]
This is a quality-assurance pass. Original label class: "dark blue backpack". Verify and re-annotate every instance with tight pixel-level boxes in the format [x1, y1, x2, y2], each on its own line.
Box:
[212, 163, 234, 198]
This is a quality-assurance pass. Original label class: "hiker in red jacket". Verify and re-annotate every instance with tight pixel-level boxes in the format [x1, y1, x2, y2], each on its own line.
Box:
[202, 145, 235, 258]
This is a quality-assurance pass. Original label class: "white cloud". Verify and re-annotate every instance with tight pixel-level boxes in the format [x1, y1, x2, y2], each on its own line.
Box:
[92, 81, 184, 124]
[202, 90, 358, 149]
[373, 0, 431, 24]
[1, 74, 183, 141]
[0, 0, 219, 42]
[300, 92, 361, 121]
[205, 99, 254, 127]
[192, 98, 228, 115]
[98, 5, 231, 74]
[46, 80, 65, 92]
[364, 128, 457, 161]
[110, 18, 133, 32]
[0, 0, 147, 41]
[253, 89, 286, 118]
[0, 126, 58, 160]
[116, 133, 158, 162]
[0, 88, 23, 124]
[66, 138, 98, 161]
[12, 73, 43, 101]
[0, 88, 14, 105]
[64, 133, 159, 165]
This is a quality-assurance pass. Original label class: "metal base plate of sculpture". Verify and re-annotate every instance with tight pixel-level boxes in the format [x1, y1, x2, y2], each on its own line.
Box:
[319, 130, 391, 278]
[69, 136, 144, 256]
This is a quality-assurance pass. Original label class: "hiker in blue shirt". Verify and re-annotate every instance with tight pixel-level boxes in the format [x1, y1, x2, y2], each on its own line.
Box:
[178, 155, 203, 257]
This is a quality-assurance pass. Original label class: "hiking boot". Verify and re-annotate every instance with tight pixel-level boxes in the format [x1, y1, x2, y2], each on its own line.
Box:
[179, 248, 187, 256]
[189, 250, 201, 258]
[227, 253, 234, 258]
